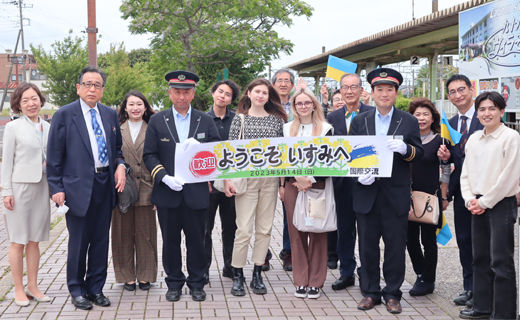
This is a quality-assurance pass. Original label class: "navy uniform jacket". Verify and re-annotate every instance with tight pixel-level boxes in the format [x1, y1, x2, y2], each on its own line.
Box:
[143, 108, 220, 210]
[46, 99, 124, 217]
[447, 114, 483, 199]
[326, 102, 374, 135]
[349, 107, 424, 215]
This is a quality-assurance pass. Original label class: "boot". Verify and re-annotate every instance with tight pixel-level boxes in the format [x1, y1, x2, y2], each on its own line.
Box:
[230, 267, 245, 296]
[250, 265, 267, 295]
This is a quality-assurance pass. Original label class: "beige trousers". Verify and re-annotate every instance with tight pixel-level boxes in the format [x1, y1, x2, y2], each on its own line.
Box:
[231, 177, 278, 267]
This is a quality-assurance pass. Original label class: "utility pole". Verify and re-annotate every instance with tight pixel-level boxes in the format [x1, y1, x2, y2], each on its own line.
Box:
[87, 0, 97, 67]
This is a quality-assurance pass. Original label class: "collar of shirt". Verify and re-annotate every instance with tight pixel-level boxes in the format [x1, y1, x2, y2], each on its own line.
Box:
[80, 98, 100, 116]
[458, 105, 475, 121]
[480, 123, 505, 140]
[283, 101, 291, 114]
[172, 105, 191, 120]
[375, 106, 394, 135]
[208, 106, 231, 120]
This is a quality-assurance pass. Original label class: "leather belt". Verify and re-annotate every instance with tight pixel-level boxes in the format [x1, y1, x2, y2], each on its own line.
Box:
[94, 166, 109, 173]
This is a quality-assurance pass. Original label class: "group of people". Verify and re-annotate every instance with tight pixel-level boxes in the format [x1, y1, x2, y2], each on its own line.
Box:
[1, 65, 518, 319]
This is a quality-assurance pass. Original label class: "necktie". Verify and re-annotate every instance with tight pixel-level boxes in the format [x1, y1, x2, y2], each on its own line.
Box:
[90, 109, 108, 164]
[459, 115, 468, 153]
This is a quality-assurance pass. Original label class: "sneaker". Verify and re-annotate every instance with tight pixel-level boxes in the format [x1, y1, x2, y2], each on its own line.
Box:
[294, 286, 307, 298]
[307, 287, 320, 299]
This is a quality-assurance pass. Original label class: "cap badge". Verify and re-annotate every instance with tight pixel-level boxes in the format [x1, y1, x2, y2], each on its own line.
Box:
[178, 74, 186, 81]
[380, 72, 387, 78]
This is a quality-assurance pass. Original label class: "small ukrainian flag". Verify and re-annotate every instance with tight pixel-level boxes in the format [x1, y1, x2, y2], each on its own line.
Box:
[436, 214, 452, 245]
[440, 110, 462, 146]
[325, 55, 357, 82]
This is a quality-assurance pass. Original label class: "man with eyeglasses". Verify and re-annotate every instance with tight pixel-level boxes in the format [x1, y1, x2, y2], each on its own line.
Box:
[326, 73, 374, 291]
[46, 66, 127, 310]
[350, 68, 423, 314]
[437, 74, 483, 308]
[271, 69, 295, 272]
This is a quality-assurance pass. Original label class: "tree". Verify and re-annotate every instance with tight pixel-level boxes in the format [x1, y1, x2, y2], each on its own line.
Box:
[31, 31, 88, 106]
[98, 44, 153, 106]
[120, 0, 313, 109]
[128, 48, 152, 67]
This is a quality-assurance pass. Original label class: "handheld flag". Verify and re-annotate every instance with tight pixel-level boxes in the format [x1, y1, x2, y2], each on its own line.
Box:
[440, 110, 462, 146]
[436, 214, 453, 245]
[326, 55, 357, 82]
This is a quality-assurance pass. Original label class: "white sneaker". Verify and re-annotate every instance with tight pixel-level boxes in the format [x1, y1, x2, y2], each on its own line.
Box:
[307, 287, 320, 299]
[294, 286, 307, 298]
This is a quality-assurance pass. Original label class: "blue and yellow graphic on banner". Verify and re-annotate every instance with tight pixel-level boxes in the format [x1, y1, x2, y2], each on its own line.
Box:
[326, 55, 358, 82]
[440, 110, 462, 146]
[436, 214, 452, 245]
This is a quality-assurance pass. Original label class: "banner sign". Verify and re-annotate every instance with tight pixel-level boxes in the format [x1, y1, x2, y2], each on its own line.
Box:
[459, 0, 520, 111]
[174, 136, 394, 183]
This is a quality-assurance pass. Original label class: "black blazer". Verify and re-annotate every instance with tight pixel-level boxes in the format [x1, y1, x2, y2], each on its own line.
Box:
[349, 107, 424, 215]
[143, 108, 220, 210]
[326, 102, 374, 135]
[46, 100, 125, 217]
[447, 114, 483, 199]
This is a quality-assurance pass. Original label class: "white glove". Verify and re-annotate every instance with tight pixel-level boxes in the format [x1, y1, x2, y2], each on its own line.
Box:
[162, 175, 185, 191]
[358, 173, 375, 186]
[182, 137, 200, 152]
[387, 138, 407, 155]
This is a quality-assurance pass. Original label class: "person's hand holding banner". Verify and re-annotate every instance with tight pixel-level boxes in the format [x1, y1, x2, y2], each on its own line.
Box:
[358, 173, 375, 186]
[387, 138, 407, 155]
[162, 175, 185, 191]
[182, 137, 200, 152]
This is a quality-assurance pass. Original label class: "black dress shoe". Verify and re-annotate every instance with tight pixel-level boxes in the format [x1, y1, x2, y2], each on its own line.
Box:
[409, 278, 434, 296]
[203, 272, 210, 285]
[124, 282, 136, 291]
[138, 282, 151, 291]
[165, 288, 182, 302]
[190, 288, 206, 301]
[454, 290, 473, 306]
[459, 308, 491, 319]
[87, 293, 111, 307]
[222, 266, 233, 278]
[71, 296, 93, 310]
[331, 275, 355, 290]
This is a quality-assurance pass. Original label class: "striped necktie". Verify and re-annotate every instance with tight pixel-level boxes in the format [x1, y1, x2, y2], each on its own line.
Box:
[90, 109, 108, 164]
[459, 115, 468, 153]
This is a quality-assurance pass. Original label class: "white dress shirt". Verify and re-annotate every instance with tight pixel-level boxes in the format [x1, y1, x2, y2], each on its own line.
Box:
[457, 106, 475, 132]
[80, 99, 108, 168]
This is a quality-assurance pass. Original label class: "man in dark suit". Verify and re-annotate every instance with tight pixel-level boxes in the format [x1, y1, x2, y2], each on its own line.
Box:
[46, 66, 126, 310]
[143, 70, 220, 302]
[438, 74, 482, 307]
[349, 68, 423, 314]
[326, 73, 373, 289]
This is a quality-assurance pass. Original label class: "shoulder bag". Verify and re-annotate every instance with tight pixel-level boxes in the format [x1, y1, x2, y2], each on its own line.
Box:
[409, 190, 440, 224]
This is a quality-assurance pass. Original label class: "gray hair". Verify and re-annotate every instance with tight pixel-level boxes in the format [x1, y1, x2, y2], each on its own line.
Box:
[339, 73, 362, 86]
[271, 69, 295, 85]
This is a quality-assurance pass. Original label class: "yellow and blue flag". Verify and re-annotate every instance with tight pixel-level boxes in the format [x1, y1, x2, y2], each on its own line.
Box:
[326, 55, 357, 82]
[440, 110, 462, 146]
[436, 214, 452, 245]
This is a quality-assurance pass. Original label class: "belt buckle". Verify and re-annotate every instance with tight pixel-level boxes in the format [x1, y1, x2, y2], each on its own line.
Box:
[95, 166, 107, 174]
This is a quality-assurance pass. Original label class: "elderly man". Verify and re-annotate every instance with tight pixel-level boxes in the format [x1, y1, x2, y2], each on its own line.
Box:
[46, 66, 126, 310]
[438, 74, 483, 307]
[143, 70, 220, 302]
[350, 68, 423, 314]
[326, 73, 374, 289]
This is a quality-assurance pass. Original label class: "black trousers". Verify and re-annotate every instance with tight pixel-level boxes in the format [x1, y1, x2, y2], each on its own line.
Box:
[66, 171, 112, 298]
[472, 196, 517, 319]
[453, 188, 473, 291]
[204, 190, 236, 272]
[157, 202, 207, 290]
[356, 192, 408, 301]
[333, 178, 357, 278]
[406, 220, 438, 283]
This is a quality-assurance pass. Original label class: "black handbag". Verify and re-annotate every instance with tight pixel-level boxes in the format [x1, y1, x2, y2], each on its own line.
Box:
[117, 166, 139, 214]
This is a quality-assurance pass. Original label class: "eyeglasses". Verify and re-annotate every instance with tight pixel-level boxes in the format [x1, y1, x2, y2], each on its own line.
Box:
[80, 82, 104, 90]
[275, 79, 291, 84]
[448, 86, 466, 97]
[295, 101, 313, 108]
[340, 85, 360, 91]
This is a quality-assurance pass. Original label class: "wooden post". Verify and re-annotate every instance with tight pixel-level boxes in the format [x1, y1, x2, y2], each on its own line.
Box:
[87, 0, 97, 67]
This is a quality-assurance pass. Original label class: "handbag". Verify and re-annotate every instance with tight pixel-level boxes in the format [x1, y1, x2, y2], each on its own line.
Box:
[292, 177, 337, 233]
[409, 190, 440, 225]
[213, 114, 247, 195]
[117, 167, 139, 214]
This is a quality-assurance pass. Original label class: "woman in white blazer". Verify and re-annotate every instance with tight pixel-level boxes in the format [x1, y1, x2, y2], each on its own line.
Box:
[1, 83, 51, 306]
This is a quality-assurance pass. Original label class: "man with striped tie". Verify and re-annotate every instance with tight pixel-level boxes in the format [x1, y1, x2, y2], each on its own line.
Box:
[47, 67, 127, 310]
[438, 74, 483, 308]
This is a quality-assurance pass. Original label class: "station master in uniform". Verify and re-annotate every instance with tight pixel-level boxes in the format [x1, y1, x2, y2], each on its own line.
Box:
[143, 71, 220, 302]
[349, 68, 423, 314]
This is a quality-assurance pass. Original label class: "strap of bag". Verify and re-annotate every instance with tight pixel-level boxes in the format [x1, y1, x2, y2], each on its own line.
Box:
[239, 114, 245, 139]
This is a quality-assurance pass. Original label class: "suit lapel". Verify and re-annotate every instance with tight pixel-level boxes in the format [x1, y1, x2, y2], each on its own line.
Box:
[98, 105, 113, 161]
[469, 115, 482, 133]
[366, 110, 376, 135]
[449, 115, 458, 131]
[387, 109, 402, 136]
[188, 109, 200, 139]
[165, 109, 180, 142]
[135, 121, 147, 150]
[71, 102, 94, 160]
[340, 106, 348, 134]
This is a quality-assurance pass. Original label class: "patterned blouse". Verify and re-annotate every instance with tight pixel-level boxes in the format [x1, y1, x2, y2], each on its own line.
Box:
[228, 114, 284, 140]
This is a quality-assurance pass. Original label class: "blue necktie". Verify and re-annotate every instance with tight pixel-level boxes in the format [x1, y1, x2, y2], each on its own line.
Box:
[90, 109, 108, 164]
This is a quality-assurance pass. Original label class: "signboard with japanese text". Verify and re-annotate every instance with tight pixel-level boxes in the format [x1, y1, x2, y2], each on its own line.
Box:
[459, 0, 520, 111]
[174, 136, 394, 183]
